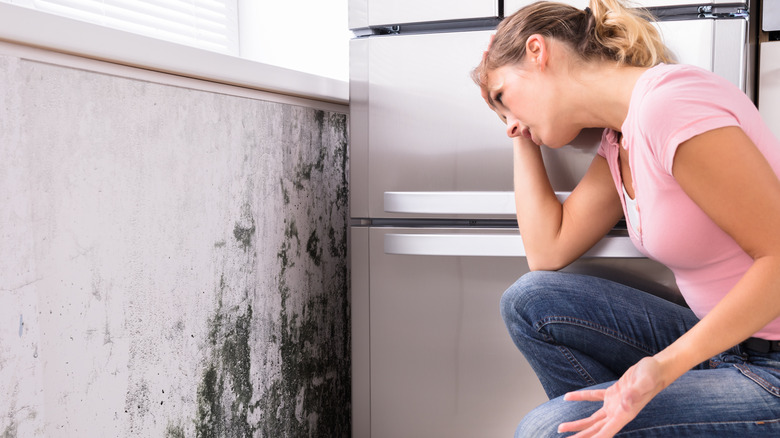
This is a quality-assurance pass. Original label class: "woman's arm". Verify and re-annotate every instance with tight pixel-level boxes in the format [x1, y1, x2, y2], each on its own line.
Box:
[560, 125, 780, 437]
[657, 125, 780, 379]
[512, 135, 624, 271]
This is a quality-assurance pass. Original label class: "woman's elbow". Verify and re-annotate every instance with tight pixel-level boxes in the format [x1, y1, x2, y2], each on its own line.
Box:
[526, 252, 570, 272]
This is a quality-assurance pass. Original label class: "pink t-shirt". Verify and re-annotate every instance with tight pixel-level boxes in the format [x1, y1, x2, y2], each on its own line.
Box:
[597, 63, 780, 339]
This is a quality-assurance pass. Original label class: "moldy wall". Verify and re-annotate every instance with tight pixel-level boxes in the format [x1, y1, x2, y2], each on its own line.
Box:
[0, 48, 350, 437]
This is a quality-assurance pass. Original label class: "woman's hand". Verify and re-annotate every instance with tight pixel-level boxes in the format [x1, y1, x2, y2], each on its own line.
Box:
[558, 356, 667, 437]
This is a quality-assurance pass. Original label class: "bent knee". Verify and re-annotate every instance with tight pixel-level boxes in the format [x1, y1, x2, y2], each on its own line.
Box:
[516, 399, 565, 438]
[500, 271, 563, 323]
[516, 396, 598, 438]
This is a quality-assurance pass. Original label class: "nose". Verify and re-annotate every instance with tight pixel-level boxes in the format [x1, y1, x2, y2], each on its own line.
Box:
[506, 117, 522, 138]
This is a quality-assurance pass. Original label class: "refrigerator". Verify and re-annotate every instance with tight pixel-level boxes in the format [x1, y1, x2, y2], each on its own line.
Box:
[759, 0, 780, 140]
[349, 1, 756, 436]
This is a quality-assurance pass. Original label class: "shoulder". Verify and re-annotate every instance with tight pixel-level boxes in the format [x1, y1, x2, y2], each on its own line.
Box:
[627, 64, 745, 172]
[632, 64, 734, 120]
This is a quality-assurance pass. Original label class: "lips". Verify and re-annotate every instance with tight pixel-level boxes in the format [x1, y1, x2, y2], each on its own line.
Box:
[522, 128, 541, 145]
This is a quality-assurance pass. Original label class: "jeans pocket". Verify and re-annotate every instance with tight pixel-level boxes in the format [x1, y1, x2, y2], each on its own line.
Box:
[734, 363, 780, 398]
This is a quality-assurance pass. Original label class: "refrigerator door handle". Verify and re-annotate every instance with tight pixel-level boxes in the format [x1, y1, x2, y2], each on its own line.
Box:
[384, 191, 570, 215]
[384, 233, 644, 258]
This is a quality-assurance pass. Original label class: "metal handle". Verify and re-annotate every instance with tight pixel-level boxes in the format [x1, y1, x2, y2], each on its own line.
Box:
[384, 233, 643, 258]
[383, 191, 570, 215]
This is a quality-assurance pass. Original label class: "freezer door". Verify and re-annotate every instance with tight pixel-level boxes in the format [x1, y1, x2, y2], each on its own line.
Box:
[499, 3, 751, 92]
[353, 0, 499, 28]
[505, 0, 747, 15]
[361, 227, 681, 438]
[654, 18, 750, 93]
[367, 227, 544, 438]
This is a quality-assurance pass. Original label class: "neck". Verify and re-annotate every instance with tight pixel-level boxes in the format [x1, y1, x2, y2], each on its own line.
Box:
[568, 62, 649, 132]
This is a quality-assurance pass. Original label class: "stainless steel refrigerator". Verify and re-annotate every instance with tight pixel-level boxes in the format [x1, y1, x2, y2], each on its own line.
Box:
[349, 1, 756, 436]
[759, 0, 780, 140]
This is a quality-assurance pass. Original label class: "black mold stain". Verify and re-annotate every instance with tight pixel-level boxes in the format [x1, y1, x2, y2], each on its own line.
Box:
[196, 277, 254, 438]
[255, 254, 350, 437]
[165, 423, 185, 438]
[233, 204, 256, 251]
[314, 109, 325, 132]
[306, 230, 322, 266]
[233, 222, 255, 251]
[292, 138, 327, 191]
[293, 163, 312, 191]
[125, 379, 151, 433]
[254, 108, 351, 437]
[278, 219, 299, 276]
[196, 364, 223, 437]
[222, 307, 253, 433]
[194, 106, 349, 437]
[1, 419, 17, 438]
[280, 178, 290, 205]
[333, 114, 349, 212]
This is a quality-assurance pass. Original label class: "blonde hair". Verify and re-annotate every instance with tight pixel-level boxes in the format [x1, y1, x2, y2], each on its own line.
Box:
[472, 0, 673, 88]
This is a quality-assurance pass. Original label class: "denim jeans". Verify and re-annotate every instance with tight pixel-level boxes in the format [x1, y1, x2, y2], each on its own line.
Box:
[501, 270, 780, 437]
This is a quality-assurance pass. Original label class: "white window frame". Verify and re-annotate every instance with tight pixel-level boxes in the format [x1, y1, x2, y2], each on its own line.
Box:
[0, 2, 348, 104]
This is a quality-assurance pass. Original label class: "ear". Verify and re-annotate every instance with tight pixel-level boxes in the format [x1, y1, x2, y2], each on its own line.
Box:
[525, 34, 548, 71]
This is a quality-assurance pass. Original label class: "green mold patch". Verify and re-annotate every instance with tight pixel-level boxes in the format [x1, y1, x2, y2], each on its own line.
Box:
[194, 106, 350, 437]
[196, 279, 255, 438]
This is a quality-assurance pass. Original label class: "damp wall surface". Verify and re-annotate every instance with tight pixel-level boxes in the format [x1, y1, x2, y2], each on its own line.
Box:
[0, 47, 350, 437]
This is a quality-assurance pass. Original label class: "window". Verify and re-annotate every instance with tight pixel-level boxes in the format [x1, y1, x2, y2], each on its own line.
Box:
[1, 0, 350, 81]
[238, 0, 351, 81]
[6, 0, 238, 55]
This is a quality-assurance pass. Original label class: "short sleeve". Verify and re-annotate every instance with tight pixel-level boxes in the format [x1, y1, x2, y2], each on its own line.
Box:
[632, 65, 742, 174]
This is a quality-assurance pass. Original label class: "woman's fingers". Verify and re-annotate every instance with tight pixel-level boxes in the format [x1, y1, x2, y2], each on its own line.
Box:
[564, 388, 608, 402]
[558, 409, 607, 433]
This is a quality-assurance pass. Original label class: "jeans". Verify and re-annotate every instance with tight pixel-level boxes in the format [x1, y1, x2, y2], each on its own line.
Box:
[501, 270, 780, 437]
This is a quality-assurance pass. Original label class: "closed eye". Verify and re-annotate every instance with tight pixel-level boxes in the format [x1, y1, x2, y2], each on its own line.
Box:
[491, 92, 508, 124]
[488, 91, 504, 109]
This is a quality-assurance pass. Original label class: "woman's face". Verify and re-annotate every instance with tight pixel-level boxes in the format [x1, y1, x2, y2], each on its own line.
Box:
[485, 61, 580, 148]
[486, 65, 543, 144]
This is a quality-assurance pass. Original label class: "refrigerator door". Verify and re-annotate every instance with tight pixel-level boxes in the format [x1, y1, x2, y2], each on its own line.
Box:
[765, 0, 780, 31]
[759, 41, 780, 140]
[357, 0, 499, 28]
[361, 227, 681, 438]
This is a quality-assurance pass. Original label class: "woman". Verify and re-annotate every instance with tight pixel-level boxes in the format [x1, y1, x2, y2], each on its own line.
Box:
[472, 0, 780, 436]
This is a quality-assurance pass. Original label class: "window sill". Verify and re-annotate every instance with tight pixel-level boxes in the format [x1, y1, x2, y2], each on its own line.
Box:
[0, 3, 349, 105]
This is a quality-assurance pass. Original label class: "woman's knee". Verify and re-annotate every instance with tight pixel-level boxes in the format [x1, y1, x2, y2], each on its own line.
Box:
[515, 398, 567, 438]
[515, 396, 597, 438]
[500, 270, 565, 324]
